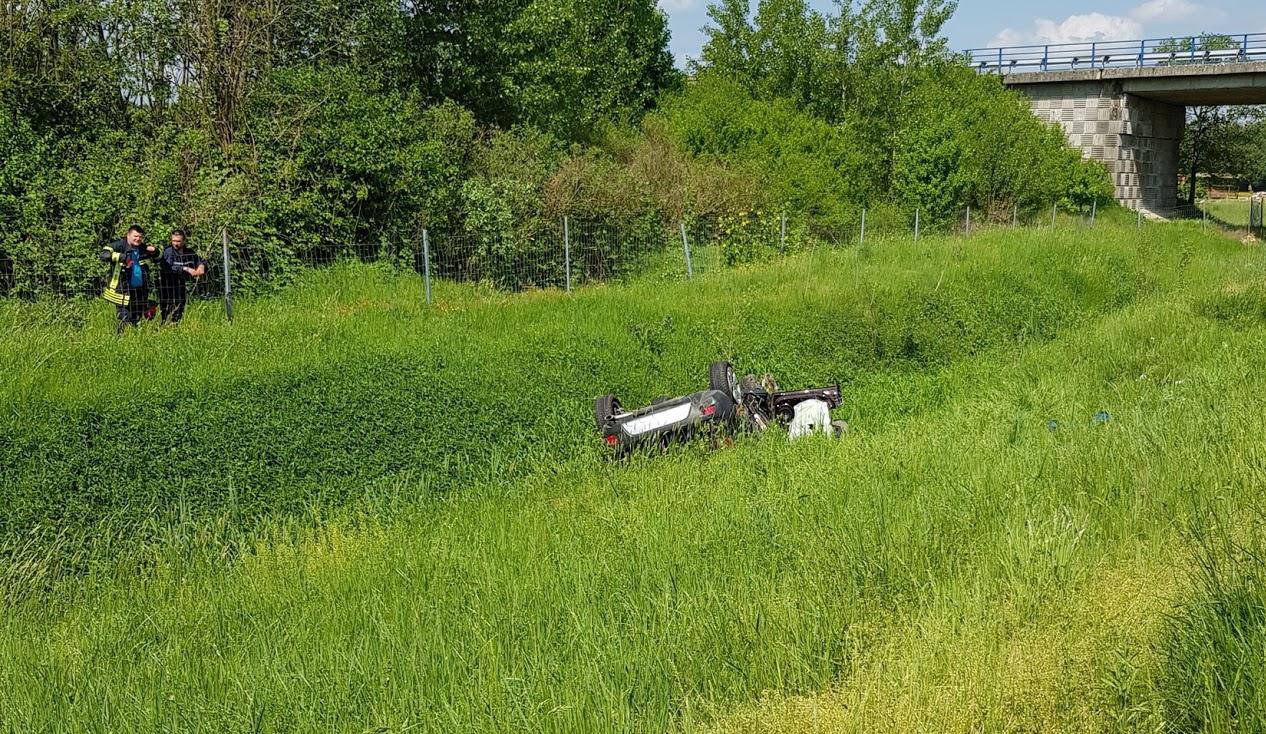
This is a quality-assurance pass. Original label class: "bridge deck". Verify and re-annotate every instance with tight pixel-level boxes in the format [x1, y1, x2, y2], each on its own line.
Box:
[1002, 61, 1266, 105]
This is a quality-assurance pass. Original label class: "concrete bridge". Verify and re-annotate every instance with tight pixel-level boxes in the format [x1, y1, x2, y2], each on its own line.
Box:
[968, 34, 1266, 214]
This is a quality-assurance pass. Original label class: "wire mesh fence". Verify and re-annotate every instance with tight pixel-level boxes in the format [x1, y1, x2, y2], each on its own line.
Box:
[1196, 197, 1259, 231]
[1146, 198, 1266, 234]
[4, 199, 1257, 321]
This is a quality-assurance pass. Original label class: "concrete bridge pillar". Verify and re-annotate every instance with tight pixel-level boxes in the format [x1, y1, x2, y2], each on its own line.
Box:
[1022, 82, 1184, 213]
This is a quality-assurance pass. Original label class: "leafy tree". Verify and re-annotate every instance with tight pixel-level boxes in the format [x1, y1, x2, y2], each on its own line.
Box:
[1180, 106, 1256, 203]
[699, 0, 756, 85]
[1155, 33, 1239, 65]
[1244, 114, 1266, 191]
[695, 0, 958, 187]
[499, 0, 679, 140]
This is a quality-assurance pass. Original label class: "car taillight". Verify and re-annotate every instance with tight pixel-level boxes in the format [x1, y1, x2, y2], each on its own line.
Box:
[605, 434, 618, 446]
[701, 404, 717, 417]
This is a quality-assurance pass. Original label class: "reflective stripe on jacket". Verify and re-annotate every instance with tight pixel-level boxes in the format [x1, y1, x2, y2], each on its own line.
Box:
[101, 244, 128, 305]
[101, 239, 153, 306]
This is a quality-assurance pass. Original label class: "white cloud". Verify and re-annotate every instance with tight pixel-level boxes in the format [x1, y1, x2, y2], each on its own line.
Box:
[987, 0, 1232, 48]
[1130, 0, 1206, 23]
[1130, 0, 1228, 25]
[657, 0, 696, 10]
[988, 13, 1143, 47]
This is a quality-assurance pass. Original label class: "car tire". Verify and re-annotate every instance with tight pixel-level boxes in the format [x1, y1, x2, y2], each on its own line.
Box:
[709, 361, 739, 402]
[595, 394, 621, 428]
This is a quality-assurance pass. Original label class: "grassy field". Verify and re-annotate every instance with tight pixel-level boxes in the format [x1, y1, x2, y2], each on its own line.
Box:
[3, 220, 1266, 732]
[1202, 198, 1256, 228]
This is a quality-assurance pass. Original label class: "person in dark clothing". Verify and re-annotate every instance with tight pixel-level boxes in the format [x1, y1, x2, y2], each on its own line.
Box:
[158, 229, 207, 324]
[100, 225, 158, 333]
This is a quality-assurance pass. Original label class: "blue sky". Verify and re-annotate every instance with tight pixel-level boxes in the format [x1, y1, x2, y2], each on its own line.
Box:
[658, 0, 1266, 66]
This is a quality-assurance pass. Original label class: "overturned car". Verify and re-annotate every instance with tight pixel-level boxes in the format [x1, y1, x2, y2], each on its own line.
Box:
[595, 362, 845, 455]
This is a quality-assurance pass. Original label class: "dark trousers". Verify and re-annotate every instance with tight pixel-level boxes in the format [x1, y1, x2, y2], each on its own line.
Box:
[115, 290, 148, 332]
[159, 282, 188, 324]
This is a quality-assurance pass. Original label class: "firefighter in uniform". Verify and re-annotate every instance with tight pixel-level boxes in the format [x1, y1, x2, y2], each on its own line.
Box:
[101, 225, 158, 332]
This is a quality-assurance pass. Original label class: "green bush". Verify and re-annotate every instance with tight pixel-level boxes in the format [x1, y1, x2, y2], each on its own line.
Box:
[5, 60, 1119, 299]
[0, 104, 224, 296]
[654, 75, 868, 238]
[893, 64, 1111, 225]
[655, 68, 1114, 239]
[1060, 155, 1117, 214]
[712, 209, 785, 265]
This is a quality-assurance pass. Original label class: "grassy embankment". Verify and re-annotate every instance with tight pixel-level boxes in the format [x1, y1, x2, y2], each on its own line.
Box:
[2, 220, 1265, 731]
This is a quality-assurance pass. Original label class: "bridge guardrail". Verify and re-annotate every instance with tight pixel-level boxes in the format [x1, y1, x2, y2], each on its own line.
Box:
[967, 33, 1266, 75]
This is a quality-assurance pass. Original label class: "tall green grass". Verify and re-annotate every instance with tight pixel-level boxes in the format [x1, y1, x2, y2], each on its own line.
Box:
[1, 225, 1157, 563]
[2, 221, 1265, 731]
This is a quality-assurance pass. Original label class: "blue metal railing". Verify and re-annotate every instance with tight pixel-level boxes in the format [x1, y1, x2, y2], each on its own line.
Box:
[966, 33, 1266, 74]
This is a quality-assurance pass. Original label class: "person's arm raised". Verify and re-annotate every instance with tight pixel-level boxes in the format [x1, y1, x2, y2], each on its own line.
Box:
[99, 240, 121, 263]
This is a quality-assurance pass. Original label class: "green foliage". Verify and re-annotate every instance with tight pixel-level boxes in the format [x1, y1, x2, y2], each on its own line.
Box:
[1194, 286, 1266, 329]
[500, 0, 679, 139]
[1060, 156, 1117, 214]
[655, 76, 867, 236]
[701, 0, 836, 116]
[656, 65, 1111, 234]
[458, 127, 567, 288]
[895, 65, 1108, 221]
[1181, 106, 1266, 203]
[0, 106, 52, 288]
[0, 104, 231, 296]
[1155, 33, 1241, 59]
[0, 0, 683, 292]
[3, 0, 1120, 297]
[712, 209, 786, 265]
[222, 66, 470, 287]
[699, 0, 957, 126]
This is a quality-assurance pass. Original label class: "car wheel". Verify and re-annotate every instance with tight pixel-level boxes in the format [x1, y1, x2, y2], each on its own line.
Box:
[709, 361, 739, 402]
[595, 394, 621, 428]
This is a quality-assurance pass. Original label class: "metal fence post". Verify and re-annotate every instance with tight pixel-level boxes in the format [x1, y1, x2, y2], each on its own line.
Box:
[780, 212, 787, 254]
[1090, 199, 1097, 227]
[680, 221, 693, 279]
[965, 205, 972, 236]
[221, 227, 234, 324]
[422, 228, 432, 305]
[1052, 202, 1058, 227]
[914, 208, 920, 243]
[860, 208, 867, 245]
[1012, 203, 1018, 227]
[563, 215, 571, 293]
